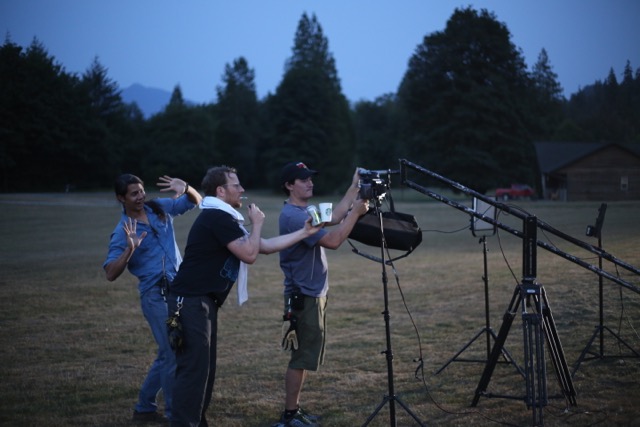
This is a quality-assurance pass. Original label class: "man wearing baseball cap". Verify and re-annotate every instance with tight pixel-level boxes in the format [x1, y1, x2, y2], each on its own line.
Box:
[280, 161, 318, 186]
[275, 162, 369, 426]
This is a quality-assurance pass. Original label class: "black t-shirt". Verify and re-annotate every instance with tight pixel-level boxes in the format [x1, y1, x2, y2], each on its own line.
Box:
[171, 209, 245, 303]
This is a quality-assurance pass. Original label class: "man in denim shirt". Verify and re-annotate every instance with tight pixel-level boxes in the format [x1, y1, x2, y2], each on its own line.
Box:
[104, 173, 201, 423]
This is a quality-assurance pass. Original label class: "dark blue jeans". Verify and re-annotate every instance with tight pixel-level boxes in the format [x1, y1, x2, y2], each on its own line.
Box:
[137, 285, 175, 419]
[169, 295, 218, 427]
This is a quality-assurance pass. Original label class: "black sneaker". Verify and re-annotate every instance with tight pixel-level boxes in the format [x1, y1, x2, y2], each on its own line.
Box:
[298, 407, 321, 422]
[132, 410, 163, 424]
[281, 408, 320, 427]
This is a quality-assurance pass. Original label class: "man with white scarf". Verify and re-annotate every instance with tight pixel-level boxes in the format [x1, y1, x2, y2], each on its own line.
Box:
[169, 166, 321, 427]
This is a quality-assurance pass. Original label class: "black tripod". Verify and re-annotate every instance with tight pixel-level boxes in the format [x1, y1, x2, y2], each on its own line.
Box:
[362, 199, 425, 427]
[471, 216, 576, 427]
[573, 203, 640, 375]
[435, 235, 523, 376]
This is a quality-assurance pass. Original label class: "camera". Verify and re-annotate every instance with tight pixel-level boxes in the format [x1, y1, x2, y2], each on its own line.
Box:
[358, 168, 389, 200]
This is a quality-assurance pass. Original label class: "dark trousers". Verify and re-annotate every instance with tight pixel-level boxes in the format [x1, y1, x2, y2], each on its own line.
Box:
[169, 295, 218, 427]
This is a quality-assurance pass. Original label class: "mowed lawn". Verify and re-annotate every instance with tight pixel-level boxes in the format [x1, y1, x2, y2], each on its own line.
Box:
[1, 190, 639, 426]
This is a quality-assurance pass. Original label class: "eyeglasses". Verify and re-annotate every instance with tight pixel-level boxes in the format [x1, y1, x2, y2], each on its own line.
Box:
[223, 183, 243, 189]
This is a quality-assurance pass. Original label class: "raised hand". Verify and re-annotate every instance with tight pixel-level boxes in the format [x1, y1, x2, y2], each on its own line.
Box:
[157, 175, 188, 199]
[123, 217, 147, 249]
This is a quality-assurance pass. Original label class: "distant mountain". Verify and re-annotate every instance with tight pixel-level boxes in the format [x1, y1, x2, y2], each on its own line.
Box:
[121, 84, 200, 118]
[121, 84, 172, 118]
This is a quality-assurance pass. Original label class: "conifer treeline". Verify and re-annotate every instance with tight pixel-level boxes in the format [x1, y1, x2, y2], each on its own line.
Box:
[1, 9, 638, 193]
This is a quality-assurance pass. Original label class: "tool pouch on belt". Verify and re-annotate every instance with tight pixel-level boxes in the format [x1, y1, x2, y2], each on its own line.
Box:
[166, 296, 184, 352]
[281, 291, 303, 351]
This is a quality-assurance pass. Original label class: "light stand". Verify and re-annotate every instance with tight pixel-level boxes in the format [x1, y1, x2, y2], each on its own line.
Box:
[573, 203, 640, 375]
[435, 199, 522, 376]
[361, 194, 425, 427]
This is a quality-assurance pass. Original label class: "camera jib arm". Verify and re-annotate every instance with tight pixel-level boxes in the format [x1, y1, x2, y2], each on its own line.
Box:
[399, 159, 640, 294]
[397, 159, 640, 426]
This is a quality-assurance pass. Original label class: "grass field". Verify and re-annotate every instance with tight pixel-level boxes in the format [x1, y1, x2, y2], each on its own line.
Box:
[1, 190, 639, 427]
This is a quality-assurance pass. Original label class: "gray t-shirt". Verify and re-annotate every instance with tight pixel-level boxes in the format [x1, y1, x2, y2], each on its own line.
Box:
[279, 202, 329, 297]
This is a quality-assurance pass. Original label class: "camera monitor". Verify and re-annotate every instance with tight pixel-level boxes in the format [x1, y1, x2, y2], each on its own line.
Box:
[471, 197, 496, 237]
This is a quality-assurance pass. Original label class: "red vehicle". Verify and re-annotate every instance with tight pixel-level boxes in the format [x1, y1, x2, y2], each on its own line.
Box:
[495, 184, 535, 200]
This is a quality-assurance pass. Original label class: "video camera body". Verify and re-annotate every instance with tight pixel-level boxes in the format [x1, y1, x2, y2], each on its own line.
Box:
[358, 168, 394, 200]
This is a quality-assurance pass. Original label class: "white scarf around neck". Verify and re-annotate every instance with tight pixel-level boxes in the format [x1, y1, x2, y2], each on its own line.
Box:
[200, 196, 249, 306]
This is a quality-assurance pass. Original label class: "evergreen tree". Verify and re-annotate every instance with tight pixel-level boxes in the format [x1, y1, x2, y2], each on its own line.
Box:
[531, 49, 563, 101]
[622, 61, 640, 142]
[530, 48, 565, 139]
[398, 7, 535, 193]
[604, 67, 619, 112]
[82, 57, 125, 120]
[0, 38, 94, 191]
[78, 57, 133, 187]
[263, 13, 354, 193]
[214, 57, 260, 186]
[565, 62, 640, 143]
[165, 85, 186, 113]
[353, 94, 404, 171]
[621, 60, 634, 86]
[0, 38, 27, 191]
[142, 100, 218, 185]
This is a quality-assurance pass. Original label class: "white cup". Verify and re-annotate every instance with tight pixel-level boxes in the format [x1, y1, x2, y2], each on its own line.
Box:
[318, 203, 333, 223]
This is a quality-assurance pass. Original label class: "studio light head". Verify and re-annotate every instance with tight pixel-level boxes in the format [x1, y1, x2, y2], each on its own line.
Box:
[471, 197, 496, 237]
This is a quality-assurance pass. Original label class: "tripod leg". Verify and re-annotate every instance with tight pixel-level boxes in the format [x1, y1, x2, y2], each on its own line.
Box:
[436, 235, 499, 375]
[573, 326, 640, 377]
[362, 395, 426, 427]
[522, 310, 546, 426]
[539, 291, 577, 405]
[434, 328, 486, 374]
[361, 395, 390, 427]
[394, 396, 426, 426]
[488, 328, 525, 377]
[602, 326, 640, 357]
[572, 325, 602, 376]
[471, 289, 519, 407]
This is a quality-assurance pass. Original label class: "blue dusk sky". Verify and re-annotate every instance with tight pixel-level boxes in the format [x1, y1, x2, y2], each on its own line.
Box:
[2, 0, 639, 104]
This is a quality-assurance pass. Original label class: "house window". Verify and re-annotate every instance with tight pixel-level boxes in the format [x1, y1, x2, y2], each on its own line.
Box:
[621, 176, 628, 191]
